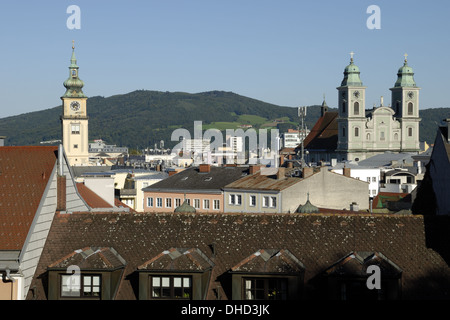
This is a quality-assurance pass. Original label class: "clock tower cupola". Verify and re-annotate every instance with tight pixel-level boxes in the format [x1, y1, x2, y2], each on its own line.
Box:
[61, 41, 89, 166]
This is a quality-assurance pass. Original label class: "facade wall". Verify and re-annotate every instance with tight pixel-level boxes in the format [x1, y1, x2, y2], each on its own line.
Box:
[284, 167, 369, 211]
[223, 190, 280, 213]
[144, 191, 223, 213]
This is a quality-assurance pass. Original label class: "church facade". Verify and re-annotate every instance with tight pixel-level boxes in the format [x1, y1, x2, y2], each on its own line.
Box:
[302, 54, 421, 163]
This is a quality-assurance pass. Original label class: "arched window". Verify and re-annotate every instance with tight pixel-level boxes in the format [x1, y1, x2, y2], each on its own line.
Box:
[354, 127, 359, 137]
[394, 133, 399, 141]
[408, 102, 413, 115]
[354, 102, 359, 115]
[366, 133, 371, 140]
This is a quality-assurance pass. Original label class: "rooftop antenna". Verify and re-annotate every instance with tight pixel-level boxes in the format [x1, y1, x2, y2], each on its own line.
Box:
[298, 106, 307, 168]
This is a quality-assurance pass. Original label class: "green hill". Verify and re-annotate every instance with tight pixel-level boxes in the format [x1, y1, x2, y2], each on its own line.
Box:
[0, 89, 447, 149]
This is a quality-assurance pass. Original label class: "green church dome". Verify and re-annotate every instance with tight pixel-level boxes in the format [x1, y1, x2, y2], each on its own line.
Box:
[341, 53, 363, 87]
[62, 42, 87, 99]
[296, 194, 319, 213]
[174, 200, 196, 213]
[394, 55, 416, 87]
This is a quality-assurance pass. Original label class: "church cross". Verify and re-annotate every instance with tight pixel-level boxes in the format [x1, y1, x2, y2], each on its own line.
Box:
[350, 51, 355, 62]
[404, 53, 408, 62]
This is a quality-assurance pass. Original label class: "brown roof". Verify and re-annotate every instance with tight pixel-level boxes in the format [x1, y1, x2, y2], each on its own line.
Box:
[76, 183, 113, 208]
[302, 111, 338, 151]
[29, 212, 450, 300]
[224, 172, 300, 191]
[0, 146, 57, 250]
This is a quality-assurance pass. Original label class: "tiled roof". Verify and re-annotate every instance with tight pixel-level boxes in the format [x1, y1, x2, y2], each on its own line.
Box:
[231, 249, 305, 274]
[29, 212, 450, 300]
[0, 146, 57, 250]
[76, 183, 113, 208]
[302, 111, 338, 151]
[224, 172, 300, 191]
[138, 247, 214, 272]
[48, 247, 126, 270]
[143, 166, 249, 192]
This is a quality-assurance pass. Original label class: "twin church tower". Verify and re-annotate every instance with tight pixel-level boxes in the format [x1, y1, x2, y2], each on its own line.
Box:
[336, 52, 421, 161]
[59, 45, 420, 166]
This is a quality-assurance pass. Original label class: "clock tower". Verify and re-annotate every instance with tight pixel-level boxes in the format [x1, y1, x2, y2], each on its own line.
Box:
[61, 42, 89, 166]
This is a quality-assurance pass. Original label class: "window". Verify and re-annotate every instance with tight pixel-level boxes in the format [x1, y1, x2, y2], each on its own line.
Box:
[354, 102, 359, 115]
[270, 197, 277, 208]
[165, 198, 172, 208]
[229, 194, 236, 205]
[213, 200, 220, 210]
[61, 274, 101, 298]
[394, 133, 399, 141]
[263, 196, 269, 208]
[367, 177, 371, 182]
[244, 278, 287, 300]
[73, 144, 78, 149]
[72, 69, 77, 77]
[408, 102, 413, 115]
[342, 102, 346, 113]
[71, 124, 80, 134]
[249, 195, 256, 207]
[151, 276, 192, 300]
[175, 198, 181, 208]
[372, 177, 377, 182]
[408, 127, 413, 137]
[342, 127, 346, 137]
[354, 127, 359, 137]
[194, 199, 200, 209]
[156, 198, 163, 208]
[147, 197, 153, 207]
[366, 133, 371, 140]
[203, 199, 210, 210]
[380, 131, 385, 141]
[229, 194, 241, 206]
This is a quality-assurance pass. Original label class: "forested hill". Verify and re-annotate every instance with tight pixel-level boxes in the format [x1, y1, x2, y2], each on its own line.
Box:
[0, 89, 448, 149]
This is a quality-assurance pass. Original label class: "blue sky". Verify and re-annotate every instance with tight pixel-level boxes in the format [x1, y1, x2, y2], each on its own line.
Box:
[0, 0, 449, 118]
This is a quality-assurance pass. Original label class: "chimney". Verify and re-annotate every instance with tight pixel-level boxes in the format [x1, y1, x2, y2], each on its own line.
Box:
[57, 144, 66, 212]
[302, 167, 314, 178]
[277, 167, 286, 180]
[249, 165, 262, 175]
[343, 167, 351, 177]
[350, 202, 359, 212]
[57, 175, 67, 212]
[199, 164, 211, 173]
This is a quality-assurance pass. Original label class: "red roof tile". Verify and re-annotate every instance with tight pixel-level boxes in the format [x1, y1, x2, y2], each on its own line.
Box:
[302, 111, 338, 150]
[76, 183, 113, 208]
[0, 146, 57, 250]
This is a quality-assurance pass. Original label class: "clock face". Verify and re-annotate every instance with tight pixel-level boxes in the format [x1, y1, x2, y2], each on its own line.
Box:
[70, 101, 80, 111]
[407, 91, 414, 99]
[353, 91, 360, 98]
